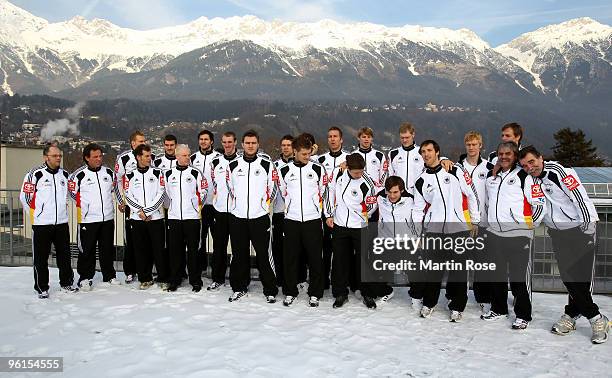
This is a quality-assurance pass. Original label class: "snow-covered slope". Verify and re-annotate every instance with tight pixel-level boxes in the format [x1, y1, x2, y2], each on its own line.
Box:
[496, 18, 612, 97]
[1, 266, 610, 376]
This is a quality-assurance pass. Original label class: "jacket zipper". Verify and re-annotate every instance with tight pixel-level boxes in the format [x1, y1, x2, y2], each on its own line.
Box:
[53, 173, 58, 225]
[95, 171, 104, 221]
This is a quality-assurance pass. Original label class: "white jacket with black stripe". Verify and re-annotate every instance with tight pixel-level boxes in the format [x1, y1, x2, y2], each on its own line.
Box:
[328, 168, 378, 229]
[210, 152, 239, 213]
[537, 161, 599, 234]
[273, 157, 294, 214]
[68, 165, 118, 224]
[485, 165, 545, 238]
[412, 164, 480, 234]
[164, 165, 208, 220]
[19, 164, 70, 225]
[277, 160, 331, 222]
[123, 166, 166, 221]
[351, 147, 388, 187]
[153, 154, 177, 172]
[377, 191, 417, 238]
[190, 149, 221, 206]
[226, 154, 278, 219]
[457, 154, 495, 228]
[387, 144, 424, 194]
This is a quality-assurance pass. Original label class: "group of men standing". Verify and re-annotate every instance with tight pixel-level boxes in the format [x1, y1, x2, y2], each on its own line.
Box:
[19, 121, 609, 344]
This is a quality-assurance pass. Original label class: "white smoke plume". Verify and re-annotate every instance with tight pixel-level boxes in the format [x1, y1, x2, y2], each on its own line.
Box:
[40, 102, 85, 141]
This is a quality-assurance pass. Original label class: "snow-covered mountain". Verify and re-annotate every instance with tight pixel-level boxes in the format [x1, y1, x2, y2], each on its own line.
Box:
[496, 17, 612, 102]
[0, 0, 610, 103]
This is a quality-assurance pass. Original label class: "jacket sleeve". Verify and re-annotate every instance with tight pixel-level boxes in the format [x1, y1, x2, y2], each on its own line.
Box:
[199, 169, 209, 205]
[19, 170, 37, 211]
[411, 178, 427, 235]
[457, 165, 481, 226]
[363, 175, 379, 218]
[124, 177, 143, 213]
[558, 167, 598, 233]
[379, 153, 388, 187]
[326, 167, 340, 218]
[67, 170, 79, 202]
[268, 164, 279, 208]
[523, 175, 546, 227]
[114, 155, 126, 205]
[320, 166, 333, 218]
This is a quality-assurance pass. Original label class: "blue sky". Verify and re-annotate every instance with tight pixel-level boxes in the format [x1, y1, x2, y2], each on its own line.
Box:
[11, 0, 612, 46]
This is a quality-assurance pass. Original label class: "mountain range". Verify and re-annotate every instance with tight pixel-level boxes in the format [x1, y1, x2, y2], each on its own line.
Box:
[0, 0, 610, 108]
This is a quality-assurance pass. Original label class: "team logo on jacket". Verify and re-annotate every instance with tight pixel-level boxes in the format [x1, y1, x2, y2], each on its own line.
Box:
[371, 159, 378, 165]
[307, 172, 314, 180]
[148, 177, 155, 183]
[562, 175, 580, 191]
[414, 157, 420, 162]
[443, 177, 451, 184]
[59, 180, 65, 186]
[186, 177, 193, 183]
[103, 176, 110, 182]
[254, 169, 261, 176]
[478, 172, 486, 179]
[508, 178, 516, 186]
[23, 182, 35, 194]
[351, 189, 359, 197]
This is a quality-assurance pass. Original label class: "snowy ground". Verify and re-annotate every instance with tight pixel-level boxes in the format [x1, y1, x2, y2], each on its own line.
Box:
[0, 266, 610, 378]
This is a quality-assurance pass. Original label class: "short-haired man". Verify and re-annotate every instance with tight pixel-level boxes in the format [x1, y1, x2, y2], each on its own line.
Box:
[20, 144, 76, 298]
[481, 142, 545, 330]
[115, 130, 151, 283]
[226, 130, 279, 303]
[317, 126, 347, 289]
[387, 122, 424, 194]
[457, 131, 495, 313]
[207, 131, 240, 291]
[123, 144, 168, 290]
[165, 144, 208, 292]
[191, 130, 221, 270]
[412, 140, 480, 322]
[326, 153, 379, 308]
[488, 123, 523, 164]
[153, 134, 178, 171]
[277, 135, 331, 307]
[69, 143, 120, 291]
[352, 127, 388, 188]
[272, 135, 295, 288]
[519, 146, 609, 344]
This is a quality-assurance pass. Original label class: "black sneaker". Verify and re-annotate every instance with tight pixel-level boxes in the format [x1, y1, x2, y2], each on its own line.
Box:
[309, 296, 320, 307]
[192, 285, 202, 293]
[362, 296, 377, 309]
[38, 291, 49, 299]
[167, 285, 178, 292]
[333, 295, 348, 308]
[266, 295, 277, 304]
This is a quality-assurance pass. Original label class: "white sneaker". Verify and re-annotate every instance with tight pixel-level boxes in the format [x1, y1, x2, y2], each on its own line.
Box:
[158, 282, 169, 291]
[38, 291, 49, 299]
[589, 314, 610, 344]
[266, 295, 277, 304]
[420, 306, 434, 318]
[78, 279, 93, 292]
[308, 296, 319, 307]
[377, 290, 394, 307]
[207, 282, 223, 291]
[480, 311, 507, 321]
[450, 310, 463, 322]
[228, 291, 247, 302]
[512, 318, 529, 330]
[551, 314, 578, 336]
[125, 274, 135, 284]
[283, 295, 296, 306]
[107, 278, 121, 285]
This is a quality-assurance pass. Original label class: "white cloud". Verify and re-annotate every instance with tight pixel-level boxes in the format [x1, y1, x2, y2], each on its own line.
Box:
[103, 0, 188, 29]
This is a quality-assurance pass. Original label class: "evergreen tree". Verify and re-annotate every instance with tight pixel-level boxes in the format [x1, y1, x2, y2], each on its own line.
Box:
[552, 128, 605, 167]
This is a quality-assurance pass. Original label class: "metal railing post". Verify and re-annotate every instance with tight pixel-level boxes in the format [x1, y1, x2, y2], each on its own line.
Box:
[8, 194, 14, 262]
